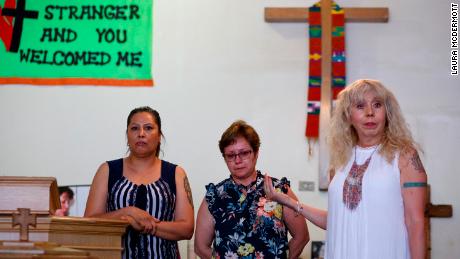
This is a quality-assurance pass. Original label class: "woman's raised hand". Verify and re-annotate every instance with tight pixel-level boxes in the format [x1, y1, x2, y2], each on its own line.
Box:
[264, 173, 276, 200]
[264, 173, 290, 205]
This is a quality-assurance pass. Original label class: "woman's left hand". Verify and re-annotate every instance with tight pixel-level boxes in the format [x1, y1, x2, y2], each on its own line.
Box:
[121, 214, 160, 235]
[264, 173, 290, 205]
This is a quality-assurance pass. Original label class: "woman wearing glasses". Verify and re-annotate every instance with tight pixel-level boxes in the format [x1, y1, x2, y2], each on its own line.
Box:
[194, 120, 309, 259]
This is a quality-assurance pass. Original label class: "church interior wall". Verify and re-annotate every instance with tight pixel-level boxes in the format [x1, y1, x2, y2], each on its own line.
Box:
[0, 0, 458, 258]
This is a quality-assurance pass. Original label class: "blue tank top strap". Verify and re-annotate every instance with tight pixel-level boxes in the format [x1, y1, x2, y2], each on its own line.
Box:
[107, 158, 124, 192]
[161, 160, 177, 195]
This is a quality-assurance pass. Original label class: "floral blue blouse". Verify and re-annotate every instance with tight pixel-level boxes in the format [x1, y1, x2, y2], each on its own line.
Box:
[205, 171, 291, 259]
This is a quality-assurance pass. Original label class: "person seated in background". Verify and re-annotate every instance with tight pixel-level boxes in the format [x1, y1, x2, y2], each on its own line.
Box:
[194, 120, 309, 259]
[84, 106, 194, 259]
[54, 186, 74, 216]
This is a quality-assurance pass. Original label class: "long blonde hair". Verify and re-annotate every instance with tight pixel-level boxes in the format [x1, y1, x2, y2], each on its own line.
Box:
[328, 79, 417, 170]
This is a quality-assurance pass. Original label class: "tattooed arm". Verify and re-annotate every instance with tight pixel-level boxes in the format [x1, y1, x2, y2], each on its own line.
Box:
[399, 148, 427, 259]
[153, 166, 195, 240]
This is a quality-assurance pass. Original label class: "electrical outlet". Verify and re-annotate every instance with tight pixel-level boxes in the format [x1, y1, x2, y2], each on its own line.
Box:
[299, 181, 315, 191]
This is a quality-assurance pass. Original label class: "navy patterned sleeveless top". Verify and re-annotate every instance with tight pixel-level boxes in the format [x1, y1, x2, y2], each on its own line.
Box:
[107, 159, 179, 259]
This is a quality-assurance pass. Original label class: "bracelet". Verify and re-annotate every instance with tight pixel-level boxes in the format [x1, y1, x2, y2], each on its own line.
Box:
[295, 201, 303, 216]
[152, 222, 159, 235]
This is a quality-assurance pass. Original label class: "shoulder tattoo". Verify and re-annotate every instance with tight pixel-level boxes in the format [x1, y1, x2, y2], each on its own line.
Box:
[410, 152, 426, 174]
[183, 175, 194, 208]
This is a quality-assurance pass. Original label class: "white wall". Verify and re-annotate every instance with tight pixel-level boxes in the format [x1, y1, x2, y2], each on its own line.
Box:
[67, 185, 89, 217]
[0, 0, 458, 258]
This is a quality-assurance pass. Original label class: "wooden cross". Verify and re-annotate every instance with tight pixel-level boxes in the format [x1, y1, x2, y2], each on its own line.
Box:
[12, 208, 37, 241]
[425, 185, 453, 259]
[264, 0, 389, 190]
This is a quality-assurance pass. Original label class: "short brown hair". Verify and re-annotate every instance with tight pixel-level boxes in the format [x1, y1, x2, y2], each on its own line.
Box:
[219, 120, 261, 154]
[58, 186, 74, 200]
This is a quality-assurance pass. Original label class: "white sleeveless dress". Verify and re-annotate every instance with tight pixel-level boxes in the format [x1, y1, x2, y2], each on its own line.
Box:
[326, 145, 410, 259]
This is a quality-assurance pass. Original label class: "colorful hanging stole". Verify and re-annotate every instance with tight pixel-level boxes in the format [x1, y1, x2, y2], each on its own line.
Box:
[306, 1, 346, 141]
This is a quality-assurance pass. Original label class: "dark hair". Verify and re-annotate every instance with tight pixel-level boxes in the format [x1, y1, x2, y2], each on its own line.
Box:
[58, 186, 74, 200]
[126, 106, 164, 157]
[219, 120, 261, 154]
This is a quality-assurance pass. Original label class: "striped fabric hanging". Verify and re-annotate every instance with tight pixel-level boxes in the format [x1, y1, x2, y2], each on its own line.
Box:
[306, 1, 346, 141]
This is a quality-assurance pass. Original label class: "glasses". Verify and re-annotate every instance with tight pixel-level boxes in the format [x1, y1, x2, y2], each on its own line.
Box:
[223, 150, 253, 162]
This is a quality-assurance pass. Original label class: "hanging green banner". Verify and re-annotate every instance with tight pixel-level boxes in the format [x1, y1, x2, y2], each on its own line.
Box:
[0, 0, 153, 86]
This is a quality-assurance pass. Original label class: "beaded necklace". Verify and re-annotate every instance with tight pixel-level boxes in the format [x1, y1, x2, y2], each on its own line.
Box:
[343, 145, 379, 210]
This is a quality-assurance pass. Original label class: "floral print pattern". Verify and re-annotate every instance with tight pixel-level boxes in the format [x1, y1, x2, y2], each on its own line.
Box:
[205, 171, 290, 259]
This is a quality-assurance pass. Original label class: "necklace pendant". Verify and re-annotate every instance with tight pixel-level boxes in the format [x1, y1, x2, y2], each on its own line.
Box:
[342, 147, 377, 210]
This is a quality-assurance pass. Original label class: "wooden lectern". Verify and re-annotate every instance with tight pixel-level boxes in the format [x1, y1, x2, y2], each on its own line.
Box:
[0, 176, 129, 259]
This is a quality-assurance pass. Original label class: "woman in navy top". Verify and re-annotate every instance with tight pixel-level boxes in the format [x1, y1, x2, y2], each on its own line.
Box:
[85, 106, 194, 259]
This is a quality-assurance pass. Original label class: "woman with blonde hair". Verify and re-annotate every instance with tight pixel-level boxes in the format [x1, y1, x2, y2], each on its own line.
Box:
[265, 79, 427, 259]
